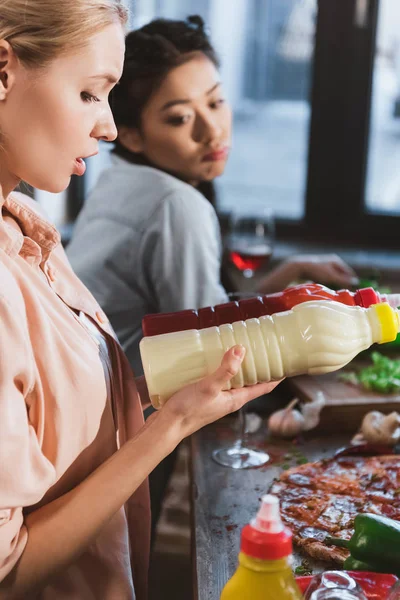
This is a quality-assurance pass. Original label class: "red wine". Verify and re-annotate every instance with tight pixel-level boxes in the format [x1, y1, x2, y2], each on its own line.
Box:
[229, 244, 273, 272]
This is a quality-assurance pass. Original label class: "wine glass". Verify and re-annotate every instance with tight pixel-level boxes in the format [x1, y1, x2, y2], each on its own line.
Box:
[211, 292, 270, 469]
[304, 572, 364, 600]
[227, 207, 275, 279]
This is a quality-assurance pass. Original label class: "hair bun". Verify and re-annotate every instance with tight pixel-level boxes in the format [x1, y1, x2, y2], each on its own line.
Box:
[187, 15, 205, 32]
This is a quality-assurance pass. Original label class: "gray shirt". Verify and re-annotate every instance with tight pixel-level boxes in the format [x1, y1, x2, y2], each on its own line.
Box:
[67, 155, 228, 375]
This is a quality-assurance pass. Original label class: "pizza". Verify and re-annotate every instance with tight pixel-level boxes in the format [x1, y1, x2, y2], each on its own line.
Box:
[270, 453, 400, 564]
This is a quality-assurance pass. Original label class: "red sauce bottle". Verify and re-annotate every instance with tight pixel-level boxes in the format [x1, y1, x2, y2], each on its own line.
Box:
[142, 284, 393, 337]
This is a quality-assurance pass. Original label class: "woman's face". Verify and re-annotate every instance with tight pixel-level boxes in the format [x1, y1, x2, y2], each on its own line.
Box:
[0, 22, 124, 195]
[126, 53, 232, 184]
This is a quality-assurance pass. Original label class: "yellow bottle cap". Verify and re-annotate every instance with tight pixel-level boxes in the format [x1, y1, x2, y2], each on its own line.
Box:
[372, 303, 400, 344]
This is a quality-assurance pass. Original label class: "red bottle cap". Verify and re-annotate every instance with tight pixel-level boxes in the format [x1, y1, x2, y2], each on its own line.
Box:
[354, 287, 379, 308]
[241, 523, 293, 560]
[240, 495, 293, 560]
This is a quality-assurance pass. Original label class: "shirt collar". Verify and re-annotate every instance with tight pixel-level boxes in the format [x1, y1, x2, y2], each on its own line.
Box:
[0, 193, 61, 264]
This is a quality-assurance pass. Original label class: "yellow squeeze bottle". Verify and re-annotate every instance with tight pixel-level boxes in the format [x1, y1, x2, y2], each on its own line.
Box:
[220, 495, 303, 600]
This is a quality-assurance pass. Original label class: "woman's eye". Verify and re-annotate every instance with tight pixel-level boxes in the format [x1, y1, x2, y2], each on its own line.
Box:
[81, 92, 101, 103]
[166, 114, 191, 126]
[210, 98, 225, 109]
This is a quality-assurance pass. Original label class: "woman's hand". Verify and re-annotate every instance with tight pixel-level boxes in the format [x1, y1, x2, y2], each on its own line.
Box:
[285, 253, 359, 287]
[159, 345, 282, 440]
[258, 253, 359, 294]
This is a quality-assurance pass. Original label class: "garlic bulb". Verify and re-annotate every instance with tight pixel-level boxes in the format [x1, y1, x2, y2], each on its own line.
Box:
[267, 394, 326, 438]
[302, 392, 326, 431]
[361, 411, 400, 445]
[268, 399, 305, 438]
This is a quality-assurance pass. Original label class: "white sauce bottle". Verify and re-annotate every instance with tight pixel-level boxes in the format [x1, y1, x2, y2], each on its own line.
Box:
[140, 300, 400, 408]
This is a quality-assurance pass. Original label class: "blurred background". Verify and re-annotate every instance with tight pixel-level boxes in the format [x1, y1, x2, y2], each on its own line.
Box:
[35, 0, 400, 251]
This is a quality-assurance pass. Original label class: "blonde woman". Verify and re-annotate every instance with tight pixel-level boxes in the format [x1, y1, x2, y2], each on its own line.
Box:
[0, 2, 280, 599]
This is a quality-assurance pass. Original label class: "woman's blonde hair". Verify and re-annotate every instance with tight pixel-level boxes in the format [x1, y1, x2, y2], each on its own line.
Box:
[0, 0, 128, 68]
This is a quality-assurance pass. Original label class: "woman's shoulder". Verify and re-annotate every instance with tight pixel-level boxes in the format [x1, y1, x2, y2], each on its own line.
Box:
[117, 158, 205, 198]
[109, 154, 202, 198]
[1, 192, 59, 306]
[100, 157, 214, 222]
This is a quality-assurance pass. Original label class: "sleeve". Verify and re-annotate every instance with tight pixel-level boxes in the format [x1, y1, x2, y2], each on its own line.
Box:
[144, 190, 229, 313]
[0, 288, 56, 581]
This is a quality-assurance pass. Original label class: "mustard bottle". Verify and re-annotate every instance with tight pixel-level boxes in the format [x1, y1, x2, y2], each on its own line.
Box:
[220, 494, 303, 600]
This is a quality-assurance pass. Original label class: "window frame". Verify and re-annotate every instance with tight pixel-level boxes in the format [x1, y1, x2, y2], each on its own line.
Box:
[276, 0, 400, 248]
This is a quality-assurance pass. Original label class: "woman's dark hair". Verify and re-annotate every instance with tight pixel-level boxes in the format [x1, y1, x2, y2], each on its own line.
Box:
[111, 15, 220, 208]
[112, 15, 219, 132]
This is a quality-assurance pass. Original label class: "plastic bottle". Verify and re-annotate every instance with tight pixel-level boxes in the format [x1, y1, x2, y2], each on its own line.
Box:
[139, 300, 400, 408]
[220, 494, 302, 600]
[142, 284, 400, 337]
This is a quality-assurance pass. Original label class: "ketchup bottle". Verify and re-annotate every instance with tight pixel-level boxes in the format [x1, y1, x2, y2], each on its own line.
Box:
[142, 284, 399, 337]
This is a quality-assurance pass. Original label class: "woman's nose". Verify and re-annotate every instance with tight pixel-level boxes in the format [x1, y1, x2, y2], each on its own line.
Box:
[195, 113, 223, 144]
[92, 106, 118, 142]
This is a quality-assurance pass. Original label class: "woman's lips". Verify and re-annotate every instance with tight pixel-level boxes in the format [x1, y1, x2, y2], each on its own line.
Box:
[202, 146, 229, 162]
[73, 158, 86, 176]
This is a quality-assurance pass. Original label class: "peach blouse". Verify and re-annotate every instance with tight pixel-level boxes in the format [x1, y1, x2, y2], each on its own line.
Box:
[0, 193, 150, 599]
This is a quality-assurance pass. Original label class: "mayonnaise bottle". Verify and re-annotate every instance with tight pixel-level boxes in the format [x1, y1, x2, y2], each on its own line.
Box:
[140, 300, 400, 408]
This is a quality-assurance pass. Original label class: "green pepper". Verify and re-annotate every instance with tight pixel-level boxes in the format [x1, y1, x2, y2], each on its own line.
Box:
[326, 513, 400, 573]
[343, 555, 398, 575]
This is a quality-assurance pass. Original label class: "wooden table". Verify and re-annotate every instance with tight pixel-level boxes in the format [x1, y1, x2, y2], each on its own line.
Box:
[288, 370, 400, 433]
[190, 418, 350, 600]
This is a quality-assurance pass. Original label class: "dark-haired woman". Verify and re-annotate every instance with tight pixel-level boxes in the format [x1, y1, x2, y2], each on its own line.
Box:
[67, 14, 358, 379]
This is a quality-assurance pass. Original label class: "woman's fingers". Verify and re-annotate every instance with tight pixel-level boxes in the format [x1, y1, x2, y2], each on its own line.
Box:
[330, 255, 358, 278]
[197, 345, 246, 397]
[198, 343, 283, 415]
[224, 379, 283, 412]
[327, 264, 359, 286]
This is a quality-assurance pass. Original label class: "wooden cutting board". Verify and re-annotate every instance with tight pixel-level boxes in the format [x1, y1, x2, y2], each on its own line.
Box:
[288, 370, 400, 433]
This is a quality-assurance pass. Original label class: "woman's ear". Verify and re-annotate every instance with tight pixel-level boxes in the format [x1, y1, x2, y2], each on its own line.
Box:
[0, 41, 17, 101]
[117, 126, 145, 154]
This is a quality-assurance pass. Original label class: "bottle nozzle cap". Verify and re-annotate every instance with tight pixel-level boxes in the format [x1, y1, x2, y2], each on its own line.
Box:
[371, 303, 400, 343]
[241, 494, 292, 560]
[254, 494, 284, 533]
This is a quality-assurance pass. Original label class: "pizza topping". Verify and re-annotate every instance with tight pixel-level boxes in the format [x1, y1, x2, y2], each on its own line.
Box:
[335, 456, 366, 469]
[298, 527, 327, 541]
[272, 484, 316, 503]
[381, 504, 397, 518]
[271, 453, 400, 567]
[286, 473, 313, 487]
[362, 500, 383, 514]
[366, 489, 394, 502]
